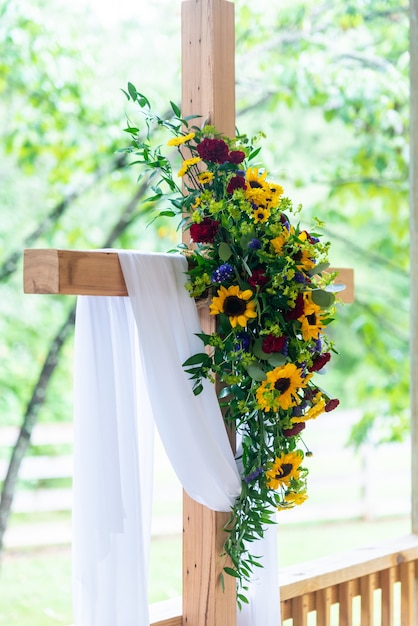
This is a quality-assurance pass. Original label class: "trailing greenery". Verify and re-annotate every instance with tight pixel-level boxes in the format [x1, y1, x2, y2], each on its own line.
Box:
[121, 87, 341, 598]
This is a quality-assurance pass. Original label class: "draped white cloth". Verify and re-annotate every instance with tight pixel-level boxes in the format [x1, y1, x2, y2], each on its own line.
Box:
[72, 250, 280, 625]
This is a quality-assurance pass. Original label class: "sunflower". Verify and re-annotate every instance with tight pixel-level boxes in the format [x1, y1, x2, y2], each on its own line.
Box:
[252, 206, 271, 223]
[198, 171, 214, 184]
[270, 234, 288, 254]
[246, 166, 268, 188]
[265, 451, 304, 490]
[167, 131, 196, 146]
[209, 285, 257, 328]
[265, 182, 284, 208]
[291, 231, 316, 271]
[298, 296, 325, 341]
[256, 363, 310, 411]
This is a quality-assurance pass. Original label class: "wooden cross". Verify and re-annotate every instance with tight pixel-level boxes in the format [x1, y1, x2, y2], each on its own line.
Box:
[23, 2, 354, 624]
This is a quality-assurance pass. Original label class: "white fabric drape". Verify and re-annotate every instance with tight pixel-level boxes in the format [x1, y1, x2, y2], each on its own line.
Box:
[72, 250, 280, 626]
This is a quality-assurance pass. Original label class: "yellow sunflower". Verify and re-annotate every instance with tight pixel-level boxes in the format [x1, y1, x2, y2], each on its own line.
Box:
[298, 296, 325, 341]
[265, 182, 284, 208]
[270, 234, 288, 254]
[252, 206, 271, 223]
[256, 363, 311, 411]
[167, 131, 196, 146]
[246, 166, 268, 187]
[198, 171, 214, 184]
[265, 451, 304, 490]
[209, 285, 257, 328]
[292, 231, 316, 271]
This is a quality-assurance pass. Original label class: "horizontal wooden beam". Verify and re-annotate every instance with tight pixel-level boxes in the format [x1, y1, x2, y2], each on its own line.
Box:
[23, 249, 354, 302]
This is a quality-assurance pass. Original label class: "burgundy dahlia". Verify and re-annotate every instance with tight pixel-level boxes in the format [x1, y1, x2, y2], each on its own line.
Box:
[325, 398, 340, 412]
[262, 334, 286, 354]
[248, 268, 269, 289]
[308, 352, 331, 372]
[285, 293, 305, 320]
[196, 138, 229, 163]
[283, 422, 306, 437]
[227, 175, 247, 194]
[189, 218, 220, 243]
[228, 150, 246, 164]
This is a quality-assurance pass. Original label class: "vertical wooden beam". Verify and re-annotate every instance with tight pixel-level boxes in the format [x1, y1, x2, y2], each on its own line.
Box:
[410, 0, 418, 536]
[181, 2, 237, 625]
[181, 0, 235, 137]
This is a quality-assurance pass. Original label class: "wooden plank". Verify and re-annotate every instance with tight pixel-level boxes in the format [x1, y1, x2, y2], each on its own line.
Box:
[399, 561, 416, 626]
[381, 567, 396, 626]
[181, 6, 237, 620]
[23, 249, 127, 296]
[280, 534, 418, 601]
[182, 496, 235, 625]
[338, 580, 355, 626]
[23, 249, 354, 302]
[360, 574, 375, 625]
[316, 587, 332, 626]
[182, 0, 235, 138]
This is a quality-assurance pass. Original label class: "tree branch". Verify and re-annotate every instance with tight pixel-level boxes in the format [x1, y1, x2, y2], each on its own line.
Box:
[0, 180, 148, 555]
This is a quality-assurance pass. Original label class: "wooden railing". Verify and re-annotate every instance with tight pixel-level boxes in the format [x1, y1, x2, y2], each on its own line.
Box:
[149, 534, 418, 626]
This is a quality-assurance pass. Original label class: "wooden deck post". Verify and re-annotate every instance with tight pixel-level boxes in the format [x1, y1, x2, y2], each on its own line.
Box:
[181, 2, 237, 624]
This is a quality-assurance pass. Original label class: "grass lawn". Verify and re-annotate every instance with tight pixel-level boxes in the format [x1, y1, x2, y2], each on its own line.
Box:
[0, 515, 410, 625]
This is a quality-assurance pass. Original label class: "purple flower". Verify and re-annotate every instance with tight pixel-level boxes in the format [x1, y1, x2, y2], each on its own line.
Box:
[248, 238, 261, 250]
[244, 467, 264, 483]
[211, 263, 234, 283]
[235, 331, 251, 352]
[294, 272, 307, 284]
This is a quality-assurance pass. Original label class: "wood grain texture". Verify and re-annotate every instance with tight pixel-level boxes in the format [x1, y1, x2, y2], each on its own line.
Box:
[23, 249, 354, 302]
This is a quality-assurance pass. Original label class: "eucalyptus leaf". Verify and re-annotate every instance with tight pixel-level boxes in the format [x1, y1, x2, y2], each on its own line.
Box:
[252, 338, 268, 360]
[245, 364, 267, 382]
[267, 353, 286, 367]
[308, 262, 330, 276]
[219, 241, 233, 261]
[311, 289, 335, 309]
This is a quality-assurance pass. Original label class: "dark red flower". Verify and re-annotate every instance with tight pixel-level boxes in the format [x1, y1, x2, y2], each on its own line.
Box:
[308, 352, 331, 372]
[196, 138, 230, 163]
[190, 218, 220, 243]
[228, 150, 246, 164]
[285, 293, 305, 320]
[248, 268, 269, 289]
[283, 422, 306, 437]
[262, 334, 286, 354]
[325, 398, 340, 412]
[227, 175, 247, 194]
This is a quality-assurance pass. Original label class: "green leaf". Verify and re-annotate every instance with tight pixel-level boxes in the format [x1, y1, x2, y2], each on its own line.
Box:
[182, 352, 210, 366]
[267, 353, 286, 367]
[308, 262, 330, 276]
[193, 383, 204, 396]
[245, 364, 267, 382]
[170, 101, 181, 117]
[127, 82, 137, 100]
[223, 566, 240, 578]
[311, 289, 335, 309]
[218, 242, 233, 261]
[252, 338, 268, 360]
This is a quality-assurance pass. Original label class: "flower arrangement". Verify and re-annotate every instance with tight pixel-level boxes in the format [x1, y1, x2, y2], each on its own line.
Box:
[122, 84, 341, 601]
